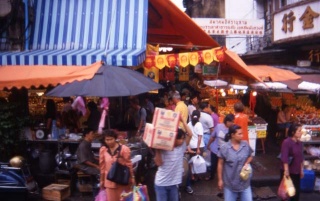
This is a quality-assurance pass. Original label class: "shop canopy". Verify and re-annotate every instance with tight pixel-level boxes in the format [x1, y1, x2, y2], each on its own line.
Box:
[281, 74, 320, 91]
[0, 0, 219, 67]
[0, 62, 102, 90]
[247, 65, 301, 81]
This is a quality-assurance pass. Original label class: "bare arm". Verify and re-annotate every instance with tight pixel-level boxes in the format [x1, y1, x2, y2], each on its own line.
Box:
[197, 135, 202, 155]
[207, 136, 215, 150]
[180, 115, 192, 146]
[217, 158, 224, 190]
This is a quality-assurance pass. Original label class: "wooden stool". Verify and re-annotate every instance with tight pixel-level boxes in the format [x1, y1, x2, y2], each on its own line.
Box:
[77, 171, 93, 194]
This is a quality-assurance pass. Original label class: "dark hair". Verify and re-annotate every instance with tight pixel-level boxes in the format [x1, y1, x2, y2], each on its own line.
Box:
[234, 102, 244, 113]
[223, 114, 235, 124]
[190, 94, 198, 101]
[224, 124, 241, 142]
[87, 101, 97, 110]
[102, 129, 118, 139]
[199, 102, 209, 110]
[281, 104, 288, 111]
[176, 128, 186, 140]
[287, 123, 302, 137]
[210, 105, 217, 113]
[191, 110, 200, 126]
[83, 128, 95, 137]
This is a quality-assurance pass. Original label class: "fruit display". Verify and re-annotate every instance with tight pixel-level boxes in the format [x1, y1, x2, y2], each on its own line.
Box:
[270, 97, 282, 107]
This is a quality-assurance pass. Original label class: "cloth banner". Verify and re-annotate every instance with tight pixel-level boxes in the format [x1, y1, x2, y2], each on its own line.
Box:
[189, 52, 199, 66]
[202, 49, 215, 64]
[166, 54, 177, 68]
[178, 53, 189, 67]
[163, 67, 175, 81]
[155, 55, 167, 69]
[179, 66, 189, 81]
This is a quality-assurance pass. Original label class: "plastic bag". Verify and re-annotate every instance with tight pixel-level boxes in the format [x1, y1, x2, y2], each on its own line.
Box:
[240, 164, 252, 181]
[189, 155, 207, 174]
[120, 185, 150, 201]
[95, 189, 107, 201]
[277, 176, 296, 200]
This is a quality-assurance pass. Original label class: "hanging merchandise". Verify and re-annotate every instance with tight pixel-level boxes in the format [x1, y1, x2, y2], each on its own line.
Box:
[143, 56, 155, 69]
[189, 52, 199, 66]
[179, 66, 189, 81]
[214, 47, 226, 62]
[202, 49, 215, 64]
[144, 67, 159, 83]
[179, 53, 189, 67]
[163, 67, 175, 81]
[155, 55, 167, 69]
[166, 54, 177, 68]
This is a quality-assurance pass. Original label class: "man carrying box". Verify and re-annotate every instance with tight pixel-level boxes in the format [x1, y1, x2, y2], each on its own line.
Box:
[153, 116, 193, 201]
[172, 93, 188, 131]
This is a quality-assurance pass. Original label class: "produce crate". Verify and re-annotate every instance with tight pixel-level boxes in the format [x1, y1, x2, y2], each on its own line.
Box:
[42, 184, 70, 201]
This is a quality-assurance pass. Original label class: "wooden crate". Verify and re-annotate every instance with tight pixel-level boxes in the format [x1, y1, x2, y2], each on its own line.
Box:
[42, 184, 70, 201]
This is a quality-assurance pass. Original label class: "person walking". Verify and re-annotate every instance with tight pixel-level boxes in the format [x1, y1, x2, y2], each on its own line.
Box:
[280, 123, 304, 201]
[207, 114, 235, 181]
[153, 117, 192, 201]
[199, 102, 214, 146]
[234, 102, 249, 143]
[217, 124, 253, 201]
[99, 130, 135, 201]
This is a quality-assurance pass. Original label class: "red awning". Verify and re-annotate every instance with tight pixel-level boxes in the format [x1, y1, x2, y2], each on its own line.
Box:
[0, 61, 102, 90]
[147, 0, 220, 49]
[224, 50, 263, 82]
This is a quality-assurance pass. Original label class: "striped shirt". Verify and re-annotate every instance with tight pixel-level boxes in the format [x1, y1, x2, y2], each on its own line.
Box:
[155, 142, 187, 186]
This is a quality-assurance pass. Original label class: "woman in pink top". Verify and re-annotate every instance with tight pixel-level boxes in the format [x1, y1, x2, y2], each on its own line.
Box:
[99, 130, 135, 201]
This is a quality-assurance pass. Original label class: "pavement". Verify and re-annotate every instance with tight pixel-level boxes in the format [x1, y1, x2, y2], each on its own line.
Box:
[28, 139, 320, 201]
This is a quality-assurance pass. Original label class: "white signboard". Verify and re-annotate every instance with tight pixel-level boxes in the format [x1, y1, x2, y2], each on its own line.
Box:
[192, 18, 265, 36]
[273, 1, 320, 43]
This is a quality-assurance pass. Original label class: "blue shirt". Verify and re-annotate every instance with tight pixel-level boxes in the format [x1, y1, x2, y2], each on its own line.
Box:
[218, 141, 253, 192]
[210, 123, 229, 154]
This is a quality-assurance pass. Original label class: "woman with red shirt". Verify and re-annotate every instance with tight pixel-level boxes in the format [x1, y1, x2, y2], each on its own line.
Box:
[234, 102, 249, 142]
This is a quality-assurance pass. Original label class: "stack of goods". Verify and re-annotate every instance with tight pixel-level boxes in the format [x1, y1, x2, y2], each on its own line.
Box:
[143, 108, 180, 151]
[251, 116, 267, 139]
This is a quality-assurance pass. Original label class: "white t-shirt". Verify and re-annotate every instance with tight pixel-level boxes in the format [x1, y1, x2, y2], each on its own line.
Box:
[187, 104, 197, 122]
[187, 121, 205, 149]
[199, 112, 214, 133]
[155, 142, 187, 186]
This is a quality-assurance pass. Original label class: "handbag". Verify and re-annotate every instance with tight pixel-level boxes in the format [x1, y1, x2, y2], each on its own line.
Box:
[107, 145, 130, 185]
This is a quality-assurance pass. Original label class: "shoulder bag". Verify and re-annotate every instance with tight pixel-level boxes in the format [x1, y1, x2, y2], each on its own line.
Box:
[107, 145, 130, 185]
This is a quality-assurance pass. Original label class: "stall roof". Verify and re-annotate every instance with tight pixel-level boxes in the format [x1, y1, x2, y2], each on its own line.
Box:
[224, 50, 263, 82]
[247, 65, 301, 82]
[0, 62, 102, 90]
[281, 74, 320, 91]
[147, 0, 219, 49]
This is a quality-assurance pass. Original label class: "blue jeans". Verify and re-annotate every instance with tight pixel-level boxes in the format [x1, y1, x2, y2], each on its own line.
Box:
[154, 184, 179, 201]
[224, 186, 252, 201]
[203, 133, 211, 146]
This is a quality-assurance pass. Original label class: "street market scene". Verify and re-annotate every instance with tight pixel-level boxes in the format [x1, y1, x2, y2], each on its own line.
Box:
[0, 0, 320, 201]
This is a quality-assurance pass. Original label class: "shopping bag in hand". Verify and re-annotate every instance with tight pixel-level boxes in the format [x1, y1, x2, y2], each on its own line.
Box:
[95, 189, 107, 201]
[189, 155, 207, 174]
[277, 176, 296, 200]
[120, 185, 150, 201]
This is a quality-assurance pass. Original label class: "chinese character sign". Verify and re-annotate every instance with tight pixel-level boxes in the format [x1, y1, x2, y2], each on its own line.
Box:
[274, 2, 320, 42]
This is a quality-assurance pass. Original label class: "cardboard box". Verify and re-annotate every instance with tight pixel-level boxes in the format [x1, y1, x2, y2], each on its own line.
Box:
[143, 123, 177, 151]
[152, 107, 180, 132]
[42, 184, 70, 201]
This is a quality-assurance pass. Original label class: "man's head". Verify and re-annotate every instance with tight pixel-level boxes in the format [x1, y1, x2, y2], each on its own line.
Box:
[175, 128, 186, 147]
[172, 92, 181, 104]
[199, 102, 210, 113]
[83, 128, 95, 142]
[130, 98, 140, 109]
[234, 102, 244, 113]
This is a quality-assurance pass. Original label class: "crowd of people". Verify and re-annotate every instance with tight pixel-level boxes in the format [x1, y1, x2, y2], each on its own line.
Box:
[45, 84, 304, 201]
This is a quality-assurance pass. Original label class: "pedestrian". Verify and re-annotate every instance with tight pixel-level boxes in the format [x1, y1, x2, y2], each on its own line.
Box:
[172, 92, 188, 131]
[187, 110, 205, 183]
[234, 102, 249, 142]
[207, 114, 235, 181]
[199, 102, 214, 146]
[154, 117, 192, 201]
[129, 97, 147, 137]
[217, 124, 253, 201]
[99, 130, 135, 201]
[187, 94, 199, 122]
[280, 123, 304, 201]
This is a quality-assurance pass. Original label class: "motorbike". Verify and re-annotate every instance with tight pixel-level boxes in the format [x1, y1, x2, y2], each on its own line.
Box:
[0, 156, 39, 201]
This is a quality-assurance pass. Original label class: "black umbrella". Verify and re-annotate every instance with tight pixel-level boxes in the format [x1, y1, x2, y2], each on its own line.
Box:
[46, 65, 163, 97]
